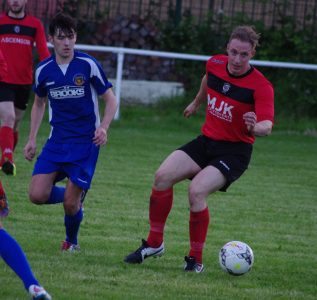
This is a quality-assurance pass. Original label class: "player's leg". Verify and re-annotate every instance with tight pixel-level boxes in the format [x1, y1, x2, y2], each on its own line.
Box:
[189, 165, 226, 212]
[30, 154, 66, 205]
[153, 149, 201, 190]
[0, 100, 15, 175]
[53, 171, 86, 208]
[124, 150, 201, 264]
[60, 143, 98, 251]
[0, 225, 51, 299]
[13, 84, 31, 150]
[184, 166, 226, 272]
[61, 180, 83, 251]
[184, 142, 252, 272]
[147, 150, 201, 245]
[29, 172, 60, 204]
[13, 107, 25, 150]
[30, 173, 65, 205]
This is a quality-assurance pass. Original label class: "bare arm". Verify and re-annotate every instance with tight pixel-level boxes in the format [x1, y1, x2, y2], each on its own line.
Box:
[93, 88, 118, 146]
[243, 112, 273, 136]
[24, 95, 47, 161]
[183, 75, 207, 118]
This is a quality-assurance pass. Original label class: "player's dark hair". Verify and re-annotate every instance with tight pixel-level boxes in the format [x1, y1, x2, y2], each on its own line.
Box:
[49, 13, 77, 36]
[229, 26, 260, 49]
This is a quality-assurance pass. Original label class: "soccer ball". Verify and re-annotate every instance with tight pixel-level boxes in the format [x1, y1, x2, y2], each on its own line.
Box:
[219, 241, 254, 275]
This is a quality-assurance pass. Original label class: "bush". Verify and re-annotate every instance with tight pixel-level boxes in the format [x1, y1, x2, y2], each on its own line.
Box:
[61, 0, 317, 118]
[157, 9, 317, 118]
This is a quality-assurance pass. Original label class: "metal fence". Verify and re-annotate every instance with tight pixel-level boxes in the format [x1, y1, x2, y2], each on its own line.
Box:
[1, 0, 317, 33]
[71, 43, 317, 119]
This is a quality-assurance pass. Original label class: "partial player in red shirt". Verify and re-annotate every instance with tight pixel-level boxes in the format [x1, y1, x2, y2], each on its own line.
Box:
[0, 0, 50, 175]
[124, 26, 274, 272]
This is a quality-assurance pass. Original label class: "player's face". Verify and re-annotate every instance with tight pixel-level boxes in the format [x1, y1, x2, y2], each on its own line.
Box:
[7, 0, 27, 14]
[51, 29, 77, 63]
[227, 39, 255, 76]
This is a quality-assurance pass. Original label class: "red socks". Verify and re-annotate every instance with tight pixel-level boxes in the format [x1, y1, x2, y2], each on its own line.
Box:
[13, 131, 19, 151]
[0, 180, 4, 196]
[146, 188, 173, 248]
[146, 187, 210, 264]
[0, 126, 14, 164]
[189, 207, 210, 264]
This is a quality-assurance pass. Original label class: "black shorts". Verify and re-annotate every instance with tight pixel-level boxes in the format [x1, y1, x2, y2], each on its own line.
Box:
[178, 135, 253, 191]
[0, 82, 32, 110]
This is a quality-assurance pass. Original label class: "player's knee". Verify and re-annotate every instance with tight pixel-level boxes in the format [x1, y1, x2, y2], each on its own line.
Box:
[1, 113, 15, 127]
[64, 194, 80, 215]
[63, 200, 79, 215]
[29, 194, 45, 204]
[29, 190, 48, 204]
[188, 184, 206, 207]
[154, 168, 172, 189]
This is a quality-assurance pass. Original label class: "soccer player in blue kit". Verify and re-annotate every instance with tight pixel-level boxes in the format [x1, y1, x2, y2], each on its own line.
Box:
[23, 13, 117, 251]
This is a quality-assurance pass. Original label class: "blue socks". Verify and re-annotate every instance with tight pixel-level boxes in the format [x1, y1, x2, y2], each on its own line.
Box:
[49, 186, 84, 245]
[0, 229, 39, 290]
[46, 185, 65, 204]
[64, 208, 83, 245]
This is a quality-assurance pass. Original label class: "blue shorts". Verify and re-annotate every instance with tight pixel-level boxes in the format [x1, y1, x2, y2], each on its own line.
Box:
[33, 140, 100, 190]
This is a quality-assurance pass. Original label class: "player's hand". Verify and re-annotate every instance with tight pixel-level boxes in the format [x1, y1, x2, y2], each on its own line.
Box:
[24, 140, 37, 161]
[93, 127, 108, 146]
[183, 101, 199, 118]
[243, 112, 257, 133]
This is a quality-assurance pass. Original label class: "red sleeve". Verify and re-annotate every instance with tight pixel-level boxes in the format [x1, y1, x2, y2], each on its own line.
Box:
[35, 19, 50, 61]
[254, 81, 274, 123]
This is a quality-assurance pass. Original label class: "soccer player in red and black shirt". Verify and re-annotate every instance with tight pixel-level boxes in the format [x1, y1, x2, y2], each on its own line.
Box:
[124, 26, 274, 272]
[0, 0, 50, 175]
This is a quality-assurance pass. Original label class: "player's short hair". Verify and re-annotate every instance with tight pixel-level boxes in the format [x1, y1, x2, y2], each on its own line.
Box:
[49, 13, 77, 36]
[229, 26, 260, 50]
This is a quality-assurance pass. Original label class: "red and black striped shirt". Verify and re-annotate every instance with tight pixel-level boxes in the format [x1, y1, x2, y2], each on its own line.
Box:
[0, 13, 50, 84]
[202, 54, 274, 144]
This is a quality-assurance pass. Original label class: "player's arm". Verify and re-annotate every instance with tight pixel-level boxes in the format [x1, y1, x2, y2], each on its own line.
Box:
[24, 95, 47, 161]
[243, 112, 273, 136]
[183, 74, 207, 118]
[93, 88, 118, 146]
[244, 80, 274, 137]
[253, 120, 273, 136]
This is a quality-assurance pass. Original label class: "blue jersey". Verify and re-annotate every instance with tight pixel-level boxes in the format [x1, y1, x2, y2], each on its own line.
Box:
[34, 51, 113, 143]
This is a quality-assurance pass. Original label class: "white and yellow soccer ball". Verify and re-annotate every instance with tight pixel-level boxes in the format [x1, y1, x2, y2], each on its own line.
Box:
[219, 241, 254, 275]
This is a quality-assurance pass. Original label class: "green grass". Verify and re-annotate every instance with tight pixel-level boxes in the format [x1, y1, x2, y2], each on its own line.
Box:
[1, 99, 317, 299]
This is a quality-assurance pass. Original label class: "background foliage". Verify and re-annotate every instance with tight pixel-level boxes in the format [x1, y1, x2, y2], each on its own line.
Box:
[32, 0, 317, 119]
[157, 7, 317, 118]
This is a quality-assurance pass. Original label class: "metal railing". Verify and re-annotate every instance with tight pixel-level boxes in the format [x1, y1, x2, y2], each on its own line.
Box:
[62, 43, 317, 120]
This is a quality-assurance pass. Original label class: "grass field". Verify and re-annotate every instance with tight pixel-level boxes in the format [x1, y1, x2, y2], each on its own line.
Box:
[1, 99, 316, 299]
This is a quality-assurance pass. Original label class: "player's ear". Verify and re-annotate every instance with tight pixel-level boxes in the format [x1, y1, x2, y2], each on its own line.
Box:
[48, 35, 53, 44]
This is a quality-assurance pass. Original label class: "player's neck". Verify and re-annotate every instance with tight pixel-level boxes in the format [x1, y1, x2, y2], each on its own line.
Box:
[227, 64, 251, 77]
[8, 10, 26, 19]
[55, 53, 74, 65]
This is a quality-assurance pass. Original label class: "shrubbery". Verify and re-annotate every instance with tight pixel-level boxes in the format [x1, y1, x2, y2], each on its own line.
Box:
[62, 0, 317, 118]
[157, 9, 317, 118]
